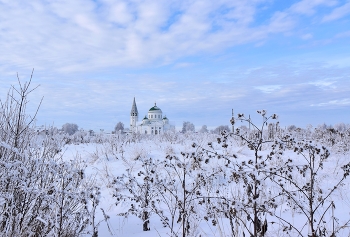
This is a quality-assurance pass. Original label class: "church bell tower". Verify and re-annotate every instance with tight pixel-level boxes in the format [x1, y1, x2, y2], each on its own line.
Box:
[130, 97, 138, 132]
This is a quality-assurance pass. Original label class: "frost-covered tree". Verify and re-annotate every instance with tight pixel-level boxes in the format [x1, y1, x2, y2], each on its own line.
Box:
[182, 121, 195, 133]
[287, 124, 296, 132]
[199, 125, 208, 133]
[62, 123, 79, 135]
[114, 122, 124, 133]
[334, 122, 346, 132]
[317, 123, 329, 131]
[212, 125, 230, 134]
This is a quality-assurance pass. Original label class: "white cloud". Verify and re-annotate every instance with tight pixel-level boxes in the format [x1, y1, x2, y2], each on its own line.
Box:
[173, 62, 195, 68]
[255, 85, 281, 93]
[322, 1, 350, 22]
[311, 98, 350, 107]
[335, 30, 350, 38]
[104, 1, 134, 26]
[308, 79, 337, 88]
[301, 33, 313, 40]
[0, 0, 301, 73]
[290, 0, 338, 15]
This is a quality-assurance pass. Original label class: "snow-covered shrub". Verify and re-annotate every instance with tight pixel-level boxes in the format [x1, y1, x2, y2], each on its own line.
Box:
[0, 76, 98, 237]
[200, 110, 350, 237]
[203, 111, 279, 237]
[269, 139, 350, 237]
[151, 148, 222, 237]
[113, 156, 159, 231]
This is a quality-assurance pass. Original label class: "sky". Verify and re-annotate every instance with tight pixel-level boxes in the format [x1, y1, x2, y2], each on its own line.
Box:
[0, 0, 350, 131]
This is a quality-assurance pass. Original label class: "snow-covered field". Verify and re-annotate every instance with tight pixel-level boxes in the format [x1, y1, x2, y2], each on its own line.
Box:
[2, 93, 350, 237]
[59, 129, 350, 237]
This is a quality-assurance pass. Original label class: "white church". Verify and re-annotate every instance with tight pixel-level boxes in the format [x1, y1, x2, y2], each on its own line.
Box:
[130, 98, 174, 134]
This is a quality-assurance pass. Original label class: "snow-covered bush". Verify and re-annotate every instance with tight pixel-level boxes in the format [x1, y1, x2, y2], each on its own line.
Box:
[202, 111, 350, 237]
[0, 76, 98, 237]
[202, 111, 279, 236]
[113, 156, 159, 231]
[269, 139, 350, 237]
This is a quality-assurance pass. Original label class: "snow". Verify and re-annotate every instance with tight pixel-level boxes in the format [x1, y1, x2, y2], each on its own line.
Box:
[58, 132, 350, 237]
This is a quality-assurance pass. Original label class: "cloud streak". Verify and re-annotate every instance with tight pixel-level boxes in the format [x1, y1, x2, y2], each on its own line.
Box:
[322, 1, 350, 22]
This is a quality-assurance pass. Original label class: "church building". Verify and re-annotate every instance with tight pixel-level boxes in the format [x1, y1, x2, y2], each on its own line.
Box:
[130, 98, 174, 134]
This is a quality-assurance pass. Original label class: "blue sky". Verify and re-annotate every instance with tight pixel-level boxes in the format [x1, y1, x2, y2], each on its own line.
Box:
[1, 0, 350, 131]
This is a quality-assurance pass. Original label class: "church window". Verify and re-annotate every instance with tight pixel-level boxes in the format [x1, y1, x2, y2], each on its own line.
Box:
[155, 130, 158, 135]
[145, 131, 147, 134]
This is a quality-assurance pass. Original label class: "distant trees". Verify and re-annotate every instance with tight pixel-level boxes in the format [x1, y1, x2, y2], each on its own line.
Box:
[334, 122, 347, 132]
[199, 125, 208, 133]
[62, 123, 79, 135]
[182, 121, 195, 133]
[212, 125, 230, 134]
[287, 124, 296, 132]
[115, 122, 124, 133]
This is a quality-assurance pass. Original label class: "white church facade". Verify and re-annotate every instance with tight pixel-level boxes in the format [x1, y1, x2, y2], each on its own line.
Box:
[130, 98, 174, 134]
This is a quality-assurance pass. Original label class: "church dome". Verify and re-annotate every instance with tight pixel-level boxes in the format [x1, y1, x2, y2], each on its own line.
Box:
[142, 115, 150, 125]
[148, 103, 163, 120]
[149, 105, 162, 112]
